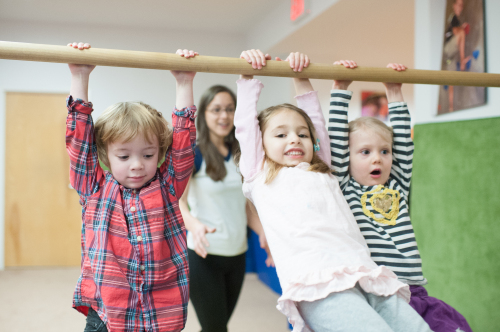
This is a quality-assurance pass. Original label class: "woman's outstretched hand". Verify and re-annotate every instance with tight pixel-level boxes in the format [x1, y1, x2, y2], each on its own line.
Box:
[191, 221, 216, 259]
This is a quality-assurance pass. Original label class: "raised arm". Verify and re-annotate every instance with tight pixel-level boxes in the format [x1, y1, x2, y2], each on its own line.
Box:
[159, 49, 198, 197]
[295, 84, 330, 165]
[328, 60, 356, 187]
[65, 42, 103, 197]
[384, 63, 413, 198]
[234, 50, 268, 180]
[234, 78, 265, 180]
[277, 52, 330, 165]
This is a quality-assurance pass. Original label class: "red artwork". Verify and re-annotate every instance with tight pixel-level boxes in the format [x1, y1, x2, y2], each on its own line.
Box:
[361, 91, 389, 122]
[290, 0, 305, 21]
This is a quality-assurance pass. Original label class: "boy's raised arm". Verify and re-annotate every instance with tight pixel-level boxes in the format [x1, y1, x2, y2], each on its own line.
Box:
[161, 49, 198, 197]
[65, 42, 102, 198]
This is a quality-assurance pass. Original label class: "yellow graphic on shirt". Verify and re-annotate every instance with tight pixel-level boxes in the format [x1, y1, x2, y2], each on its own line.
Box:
[361, 185, 400, 226]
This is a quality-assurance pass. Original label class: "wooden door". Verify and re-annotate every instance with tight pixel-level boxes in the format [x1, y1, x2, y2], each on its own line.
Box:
[5, 92, 82, 266]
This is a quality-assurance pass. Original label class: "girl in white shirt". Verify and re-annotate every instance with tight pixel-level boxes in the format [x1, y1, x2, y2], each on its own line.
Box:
[234, 49, 432, 332]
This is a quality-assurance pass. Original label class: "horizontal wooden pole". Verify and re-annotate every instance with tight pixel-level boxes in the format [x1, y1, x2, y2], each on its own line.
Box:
[1, 41, 499, 87]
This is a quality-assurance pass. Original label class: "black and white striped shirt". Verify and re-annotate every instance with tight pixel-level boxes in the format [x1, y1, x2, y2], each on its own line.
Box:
[328, 90, 426, 285]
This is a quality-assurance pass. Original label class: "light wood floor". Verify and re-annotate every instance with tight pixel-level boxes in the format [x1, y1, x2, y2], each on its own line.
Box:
[0, 268, 289, 332]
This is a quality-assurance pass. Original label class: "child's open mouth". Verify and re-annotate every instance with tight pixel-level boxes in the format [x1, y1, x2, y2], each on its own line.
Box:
[370, 169, 381, 177]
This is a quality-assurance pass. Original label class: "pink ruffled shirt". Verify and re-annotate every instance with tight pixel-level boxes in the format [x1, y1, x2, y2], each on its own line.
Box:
[234, 79, 410, 332]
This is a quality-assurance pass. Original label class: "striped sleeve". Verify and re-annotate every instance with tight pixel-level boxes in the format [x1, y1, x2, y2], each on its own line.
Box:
[388, 102, 413, 198]
[328, 90, 353, 188]
[160, 106, 197, 198]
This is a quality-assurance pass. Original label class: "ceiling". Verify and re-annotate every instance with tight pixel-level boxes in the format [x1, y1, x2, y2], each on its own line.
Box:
[0, 0, 282, 34]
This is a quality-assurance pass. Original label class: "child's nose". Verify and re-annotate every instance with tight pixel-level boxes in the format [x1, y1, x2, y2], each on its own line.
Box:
[372, 152, 382, 163]
[289, 133, 301, 144]
[130, 158, 144, 170]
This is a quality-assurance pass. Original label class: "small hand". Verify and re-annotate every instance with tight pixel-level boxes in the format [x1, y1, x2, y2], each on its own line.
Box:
[240, 49, 271, 80]
[171, 49, 199, 82]
[384, 63, 407, 102]
[258, 233, 275, 267]
[332, 60, 357, 90]
[276, 52, 310, 72]
[240, 49, 271, 70]
[383, 63, 406, 90]
[191, 222, 216, 258]
[67, 42, 95, 76]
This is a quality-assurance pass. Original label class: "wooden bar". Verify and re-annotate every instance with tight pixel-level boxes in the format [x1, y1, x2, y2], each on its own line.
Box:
[1, 41, 499, 87]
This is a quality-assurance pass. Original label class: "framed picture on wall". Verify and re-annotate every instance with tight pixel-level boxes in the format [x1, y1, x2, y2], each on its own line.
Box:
[361, 91, 389, 122]
[438, 0, 486, 114]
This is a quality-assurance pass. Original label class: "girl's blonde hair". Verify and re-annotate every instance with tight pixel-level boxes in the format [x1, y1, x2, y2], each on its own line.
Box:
[95, 102, 172, 167]
[235, 103, 331, 184]
[348, 116, 393, 143]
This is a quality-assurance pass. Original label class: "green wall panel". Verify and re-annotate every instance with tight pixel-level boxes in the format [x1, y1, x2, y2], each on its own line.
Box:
[412, 117, 500, 332]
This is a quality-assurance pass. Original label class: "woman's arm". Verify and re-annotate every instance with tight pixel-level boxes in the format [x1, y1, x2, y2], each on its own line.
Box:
[178, 176, 216, 258]
[246, 200, 274, 267]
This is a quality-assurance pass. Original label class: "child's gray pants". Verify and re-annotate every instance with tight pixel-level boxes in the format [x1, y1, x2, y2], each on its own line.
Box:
[296, 283, 433, 332]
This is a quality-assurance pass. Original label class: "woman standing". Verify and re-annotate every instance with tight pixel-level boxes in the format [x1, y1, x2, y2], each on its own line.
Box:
[179, 85, 271, 332]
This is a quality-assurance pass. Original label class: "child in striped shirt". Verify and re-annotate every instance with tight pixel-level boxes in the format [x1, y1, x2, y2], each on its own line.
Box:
[328, 60, 472, 332]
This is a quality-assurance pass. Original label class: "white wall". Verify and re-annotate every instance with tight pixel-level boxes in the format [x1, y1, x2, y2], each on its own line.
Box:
[0, 20, 300, 269]
[414, 0, 500, 124]
[265, 0, 415, 124]
[246, 0, 340, 54]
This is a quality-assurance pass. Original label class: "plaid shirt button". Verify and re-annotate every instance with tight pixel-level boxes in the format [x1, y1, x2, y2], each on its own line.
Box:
[137, 235, 143, 242]
[131, 206, 136, 212]
[140, 265, 145, 271]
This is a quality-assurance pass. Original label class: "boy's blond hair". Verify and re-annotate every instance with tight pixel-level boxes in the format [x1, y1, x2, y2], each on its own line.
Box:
[258, 104, 331, 184]
[95, 102, 172, 167]
[348, 116, 393, 143]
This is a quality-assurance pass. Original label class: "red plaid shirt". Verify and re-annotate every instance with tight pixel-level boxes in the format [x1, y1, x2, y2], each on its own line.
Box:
[66, 96, 196, 332]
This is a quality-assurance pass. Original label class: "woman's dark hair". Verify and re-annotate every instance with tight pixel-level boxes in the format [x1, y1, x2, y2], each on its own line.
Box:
[196, 85, 239, 181]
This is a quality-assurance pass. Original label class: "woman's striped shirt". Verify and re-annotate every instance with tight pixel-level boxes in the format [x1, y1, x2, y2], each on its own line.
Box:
[328, 90, 426, 285]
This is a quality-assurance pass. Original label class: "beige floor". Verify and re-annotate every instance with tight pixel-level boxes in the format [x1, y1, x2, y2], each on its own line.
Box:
[0, 267, 289, 332]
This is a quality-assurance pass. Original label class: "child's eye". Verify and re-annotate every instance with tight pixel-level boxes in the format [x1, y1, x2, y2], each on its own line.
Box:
[118, 156, 129, 160]
[361, 150, 369, 155]
[144, 155, 154, 159]
[276, 134, 286, 138]
[298, 134, 309, 138]
[381, 149, 390, 155]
